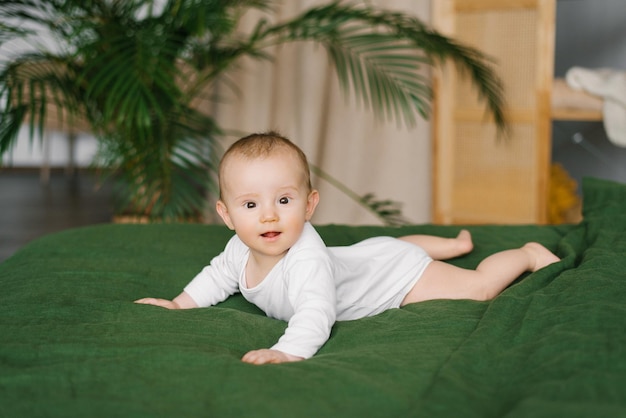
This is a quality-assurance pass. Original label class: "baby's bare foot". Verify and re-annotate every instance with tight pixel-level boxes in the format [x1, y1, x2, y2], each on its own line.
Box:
[523, 242, 560, 272]
[456, 229, 474, 255]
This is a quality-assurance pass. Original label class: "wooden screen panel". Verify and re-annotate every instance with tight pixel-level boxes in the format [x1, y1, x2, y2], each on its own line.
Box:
[432, 0, 555, 225]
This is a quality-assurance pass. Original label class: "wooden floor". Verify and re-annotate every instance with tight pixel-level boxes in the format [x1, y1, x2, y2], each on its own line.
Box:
[0, 170, 113, 263]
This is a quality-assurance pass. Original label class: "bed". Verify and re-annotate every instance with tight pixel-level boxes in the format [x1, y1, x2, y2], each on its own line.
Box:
[1, 177, 625, 417]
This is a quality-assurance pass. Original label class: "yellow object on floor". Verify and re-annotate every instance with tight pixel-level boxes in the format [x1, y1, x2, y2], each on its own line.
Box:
[548, 163, 582, 224]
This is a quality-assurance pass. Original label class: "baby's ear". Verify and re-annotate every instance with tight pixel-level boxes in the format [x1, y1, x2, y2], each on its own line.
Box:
[305, 189, 320, 221]
[216, 200, 235, 230]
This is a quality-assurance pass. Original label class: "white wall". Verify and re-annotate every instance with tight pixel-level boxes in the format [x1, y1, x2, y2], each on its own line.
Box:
[554, 0, 626, 75]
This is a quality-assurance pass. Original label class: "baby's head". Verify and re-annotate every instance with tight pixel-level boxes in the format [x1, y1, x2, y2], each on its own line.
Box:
[218, 131, 312, 200]
[216, 131, 319, 250]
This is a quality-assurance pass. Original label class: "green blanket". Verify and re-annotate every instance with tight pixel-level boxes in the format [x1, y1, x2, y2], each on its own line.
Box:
[1, 178, 625, 417]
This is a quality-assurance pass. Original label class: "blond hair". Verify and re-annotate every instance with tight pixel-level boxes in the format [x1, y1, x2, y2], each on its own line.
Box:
[218, 131, 312, 199]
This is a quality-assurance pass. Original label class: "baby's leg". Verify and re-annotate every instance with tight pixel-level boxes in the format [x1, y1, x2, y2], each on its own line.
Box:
[401, 242, 560, 304]
[399, 229, 473, 260]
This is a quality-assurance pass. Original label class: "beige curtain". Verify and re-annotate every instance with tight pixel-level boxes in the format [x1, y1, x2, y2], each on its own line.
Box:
[211, 0, 432, 226]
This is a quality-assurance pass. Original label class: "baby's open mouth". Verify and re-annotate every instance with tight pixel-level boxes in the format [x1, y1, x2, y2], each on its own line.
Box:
[262, 231, 281, 238]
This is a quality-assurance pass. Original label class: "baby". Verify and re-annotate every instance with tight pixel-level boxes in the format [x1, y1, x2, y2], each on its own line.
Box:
[136, 131, 559, 365]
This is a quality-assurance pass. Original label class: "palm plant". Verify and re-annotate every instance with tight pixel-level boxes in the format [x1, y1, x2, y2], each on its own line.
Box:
[0, 0, 505, 222]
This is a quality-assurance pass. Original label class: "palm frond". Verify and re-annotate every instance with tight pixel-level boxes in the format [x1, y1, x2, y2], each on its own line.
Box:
[359, 193, 410, 227]
[327, 31, 432, 127]
[0, 53, 85, 149]
[252, 2, 506, 131]
[93, 104, 221, 221]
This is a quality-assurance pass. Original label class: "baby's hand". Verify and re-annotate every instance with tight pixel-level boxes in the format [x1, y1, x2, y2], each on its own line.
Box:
[135, 292, 197, 310]
[242, 349, 304, 365]
[134, 298, 180, 309]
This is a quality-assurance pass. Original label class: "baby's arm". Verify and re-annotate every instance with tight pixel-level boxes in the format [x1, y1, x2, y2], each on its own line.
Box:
[136, 238, 242, 309]
[134, 291, 198, 310]
[258, 258, 336, 364]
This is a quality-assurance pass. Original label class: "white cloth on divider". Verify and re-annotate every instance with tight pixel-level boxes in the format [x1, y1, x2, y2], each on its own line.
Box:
[566, 66, 626, 147]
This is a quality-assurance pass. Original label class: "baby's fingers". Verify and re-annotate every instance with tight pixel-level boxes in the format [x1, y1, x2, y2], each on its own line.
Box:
[134, 297, 157, 304]
[134, 298, 175, 309]
[242, 349, 277, 365]
[242, 349, 303, 365]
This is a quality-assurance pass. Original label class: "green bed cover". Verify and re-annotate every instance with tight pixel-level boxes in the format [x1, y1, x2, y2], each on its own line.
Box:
[1, 177, 625, 417]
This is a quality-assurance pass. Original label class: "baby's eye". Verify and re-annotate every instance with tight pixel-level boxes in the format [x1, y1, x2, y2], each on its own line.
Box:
[279, 197, 290, 205]
[245, 202, 256, 209]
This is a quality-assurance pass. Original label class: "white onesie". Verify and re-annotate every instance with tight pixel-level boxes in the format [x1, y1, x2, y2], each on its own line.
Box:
[184, 223, 432, 358]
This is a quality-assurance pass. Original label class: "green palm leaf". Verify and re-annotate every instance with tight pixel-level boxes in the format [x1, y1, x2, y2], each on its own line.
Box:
[255, 2, 505, 130]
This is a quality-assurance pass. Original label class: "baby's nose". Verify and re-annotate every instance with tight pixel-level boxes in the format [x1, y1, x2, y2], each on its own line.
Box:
[261, 206, 278, 222]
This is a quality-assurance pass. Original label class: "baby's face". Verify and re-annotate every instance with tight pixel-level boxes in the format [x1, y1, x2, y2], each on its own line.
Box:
[217, 150, 319, 261]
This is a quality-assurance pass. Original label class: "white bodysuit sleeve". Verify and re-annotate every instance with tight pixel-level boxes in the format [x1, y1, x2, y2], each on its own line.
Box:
[270, 255, 337, 359]
[183, 236, 243, 307]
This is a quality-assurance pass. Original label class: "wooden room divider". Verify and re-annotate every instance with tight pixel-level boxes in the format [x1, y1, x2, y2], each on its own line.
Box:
[431, 0, 556, 224]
